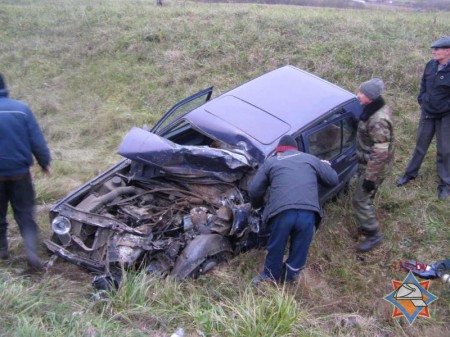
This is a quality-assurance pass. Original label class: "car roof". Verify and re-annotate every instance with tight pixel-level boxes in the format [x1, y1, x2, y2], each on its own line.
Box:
[184, 65, 357, 160]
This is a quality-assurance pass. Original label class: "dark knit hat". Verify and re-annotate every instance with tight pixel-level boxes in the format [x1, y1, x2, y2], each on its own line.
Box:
[431, 36, 450, 49]
[359, 78, 384, 100]
[0, 73, 5, 89]
[277, 135, 298, 149]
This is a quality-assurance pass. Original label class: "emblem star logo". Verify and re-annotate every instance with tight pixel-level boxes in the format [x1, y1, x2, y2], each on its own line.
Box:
[384, 272, 438, 324]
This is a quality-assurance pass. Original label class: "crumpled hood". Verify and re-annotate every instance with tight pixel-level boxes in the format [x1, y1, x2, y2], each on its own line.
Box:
[118, 127, 256, 182]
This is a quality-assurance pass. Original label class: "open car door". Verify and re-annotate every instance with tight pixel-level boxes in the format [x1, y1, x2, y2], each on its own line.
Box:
[152, 87, 213, 135]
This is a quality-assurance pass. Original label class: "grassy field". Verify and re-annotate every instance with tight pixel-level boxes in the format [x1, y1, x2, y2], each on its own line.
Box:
[1, 0, 449, 336]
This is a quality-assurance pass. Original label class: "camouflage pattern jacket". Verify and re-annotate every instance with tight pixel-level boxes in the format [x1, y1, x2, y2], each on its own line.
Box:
[356, 97, 394, 182]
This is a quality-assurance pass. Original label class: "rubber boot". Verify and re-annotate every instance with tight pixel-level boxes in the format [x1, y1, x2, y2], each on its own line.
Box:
[356, 231, 383, 252]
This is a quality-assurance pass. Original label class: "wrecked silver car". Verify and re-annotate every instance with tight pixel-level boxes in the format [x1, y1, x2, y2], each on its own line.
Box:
[45, 66, 362, 281]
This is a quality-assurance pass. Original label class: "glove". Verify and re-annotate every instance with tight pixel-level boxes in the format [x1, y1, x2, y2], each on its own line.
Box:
[362, 179, 376, 193]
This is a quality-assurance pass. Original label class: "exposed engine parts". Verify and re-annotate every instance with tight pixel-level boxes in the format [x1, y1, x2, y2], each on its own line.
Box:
[45, 166, 263, 284]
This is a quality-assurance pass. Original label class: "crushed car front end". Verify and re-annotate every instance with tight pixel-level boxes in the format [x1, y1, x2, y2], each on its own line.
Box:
[45, 132, 262, 280]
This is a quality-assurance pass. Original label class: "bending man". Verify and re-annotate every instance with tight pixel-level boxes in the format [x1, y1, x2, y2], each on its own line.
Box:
[249, 135, 338, 284]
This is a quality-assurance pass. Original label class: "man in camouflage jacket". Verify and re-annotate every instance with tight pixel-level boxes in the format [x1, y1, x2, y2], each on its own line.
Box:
[353, 78, 394, 252]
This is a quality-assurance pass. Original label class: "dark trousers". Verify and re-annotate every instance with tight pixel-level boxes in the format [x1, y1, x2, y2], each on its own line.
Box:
[436, 113, 450, 187]
[0, 173, 39, 255]
[264, 209, 315, 282]
[405, 112, 450, 187]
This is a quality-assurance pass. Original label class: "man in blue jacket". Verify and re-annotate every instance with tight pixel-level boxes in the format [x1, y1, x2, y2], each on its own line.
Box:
[0, 73, 51, 269]
[396, 37, 450, 200]
[248, 135, 338, 284]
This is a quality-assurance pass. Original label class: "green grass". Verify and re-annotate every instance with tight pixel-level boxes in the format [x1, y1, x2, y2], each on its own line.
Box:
[1, 0, 449, 336]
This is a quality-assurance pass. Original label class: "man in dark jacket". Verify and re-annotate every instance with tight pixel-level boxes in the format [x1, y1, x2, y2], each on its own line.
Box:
[248, 135, 338, 284]
[0, 73, 51, 269]
[396, 36, 450, 200]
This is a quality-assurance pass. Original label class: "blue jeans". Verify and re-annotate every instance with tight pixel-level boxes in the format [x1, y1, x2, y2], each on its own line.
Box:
[0, 173, 39, 255]
[264, 209, 316, 282]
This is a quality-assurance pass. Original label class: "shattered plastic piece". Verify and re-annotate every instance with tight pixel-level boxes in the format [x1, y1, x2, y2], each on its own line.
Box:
[230, 203, 251, 236]
[183, 215, 193, 231]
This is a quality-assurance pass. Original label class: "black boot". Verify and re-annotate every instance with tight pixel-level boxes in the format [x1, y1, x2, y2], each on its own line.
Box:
[356, 232, 383, 252]
[438, 185, 450, 200]
[26, 249, 44, 270]
[395, 175, 414, 187]
[251, 272, 275, 286]
[0, 227, 8, 260]
[24, 234, 44, 270]
[0, 248, 8, 260]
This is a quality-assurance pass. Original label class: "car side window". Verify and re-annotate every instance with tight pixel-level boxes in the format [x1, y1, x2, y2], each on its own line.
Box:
[305, 117, 356, 161]
[341, 117, 357, 153]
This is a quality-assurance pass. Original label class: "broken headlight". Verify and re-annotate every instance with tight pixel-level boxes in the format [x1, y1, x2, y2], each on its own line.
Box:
[51, 216, 72, 235]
